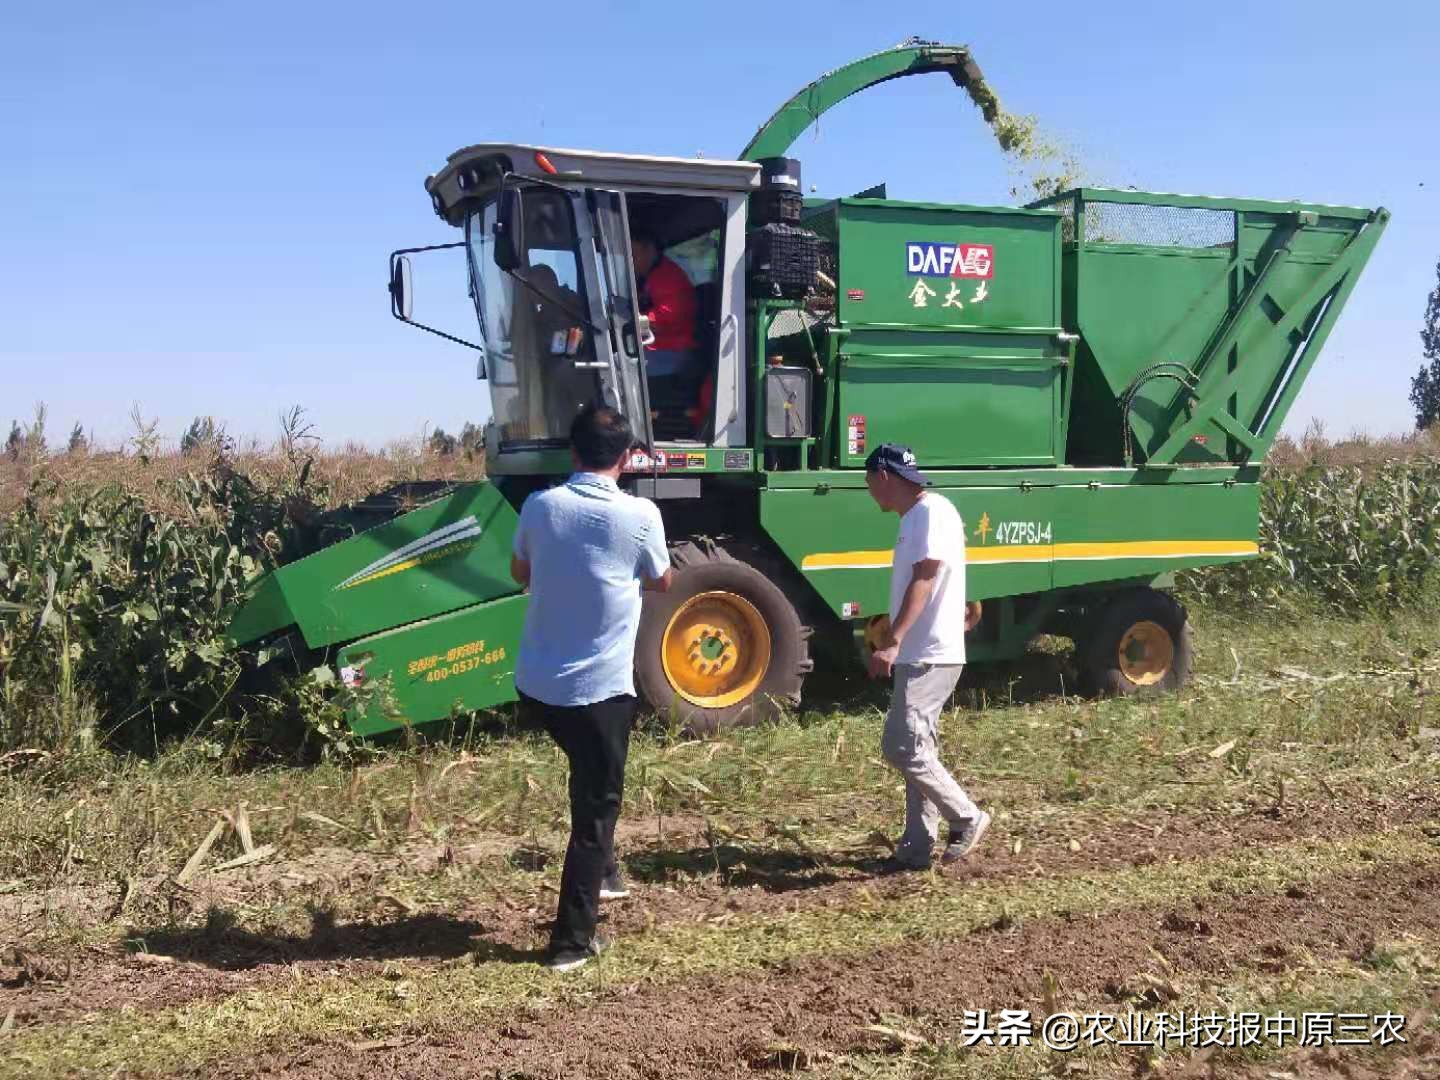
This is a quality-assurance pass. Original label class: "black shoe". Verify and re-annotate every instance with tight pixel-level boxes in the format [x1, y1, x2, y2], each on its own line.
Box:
[545, 935, 609, 973]
[599, 871, 630, 901]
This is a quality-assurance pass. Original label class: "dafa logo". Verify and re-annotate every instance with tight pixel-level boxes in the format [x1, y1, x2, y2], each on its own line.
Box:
[905, 241, 994, 279]
[334, 516, 484, 591]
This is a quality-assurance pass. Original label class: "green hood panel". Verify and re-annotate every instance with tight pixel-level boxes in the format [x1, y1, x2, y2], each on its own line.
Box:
[227, 482, 522, 649]
[225, 571, 297, 647]
[338, 592, 529, 736]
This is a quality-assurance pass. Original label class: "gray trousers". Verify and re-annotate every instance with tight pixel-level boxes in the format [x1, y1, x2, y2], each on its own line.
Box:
[881, 662, 979, 862]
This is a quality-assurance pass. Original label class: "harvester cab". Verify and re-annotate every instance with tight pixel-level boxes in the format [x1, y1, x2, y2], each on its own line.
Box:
[229, 40, 1387, 737]
[395, 146, 758, 469]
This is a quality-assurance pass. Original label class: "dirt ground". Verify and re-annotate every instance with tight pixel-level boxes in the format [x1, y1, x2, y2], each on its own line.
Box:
[5, 787, 1438, 1079]
[213, 857, 1440, 1079]
[5, 790, 1436, 1030]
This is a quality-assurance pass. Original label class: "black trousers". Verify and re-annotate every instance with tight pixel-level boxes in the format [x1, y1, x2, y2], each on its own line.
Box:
[521, 691, 635, 955]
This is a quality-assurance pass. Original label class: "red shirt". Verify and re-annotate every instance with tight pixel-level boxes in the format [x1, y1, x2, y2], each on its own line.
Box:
[639, 256, 697, 352]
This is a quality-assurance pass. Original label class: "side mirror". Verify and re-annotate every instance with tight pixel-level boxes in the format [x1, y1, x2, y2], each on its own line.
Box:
[389, 255, 413, 321]
[384, 242, 485, 354]
[493, 185, 524, 271]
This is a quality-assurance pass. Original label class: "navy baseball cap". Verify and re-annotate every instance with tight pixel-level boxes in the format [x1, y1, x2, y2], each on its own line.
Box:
[864, 443, 931, 486]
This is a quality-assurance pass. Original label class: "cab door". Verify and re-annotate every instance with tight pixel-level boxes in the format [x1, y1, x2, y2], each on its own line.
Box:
[585, 189, 654, 447]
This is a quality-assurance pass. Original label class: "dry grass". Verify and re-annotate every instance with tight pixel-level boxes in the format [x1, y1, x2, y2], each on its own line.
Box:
[1266, 420, 1440, 470]
[0, 601, 1436, 1077]
[3, 601, 1436, 897]
[0, 440, 486, 520]
[4, 828, 1436, 1077]
[4, 419, 1435, 522]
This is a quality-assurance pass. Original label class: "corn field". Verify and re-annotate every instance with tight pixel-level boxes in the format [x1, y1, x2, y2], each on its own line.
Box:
[2, 441, 1437, 757]
[0, 436, 485, 757]
[1186, 459, 1440, 607]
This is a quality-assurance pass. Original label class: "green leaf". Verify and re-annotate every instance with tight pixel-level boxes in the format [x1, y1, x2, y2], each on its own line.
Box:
[193, 640, 224, 664]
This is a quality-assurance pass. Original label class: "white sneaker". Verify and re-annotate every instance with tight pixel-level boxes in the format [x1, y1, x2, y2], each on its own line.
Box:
[545, 935, 609, 972]
[941, 811, 992, 863]
[599, 871, 629, 901]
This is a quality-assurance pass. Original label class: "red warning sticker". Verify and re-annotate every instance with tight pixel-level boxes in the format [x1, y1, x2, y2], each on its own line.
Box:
[846, 413, 867, 457]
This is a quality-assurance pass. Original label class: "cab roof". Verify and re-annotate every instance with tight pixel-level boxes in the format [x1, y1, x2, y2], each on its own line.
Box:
[425, 143, 761, 225]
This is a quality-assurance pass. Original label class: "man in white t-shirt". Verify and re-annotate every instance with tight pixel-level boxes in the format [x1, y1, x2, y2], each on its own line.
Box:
[864, 443, 990, 870]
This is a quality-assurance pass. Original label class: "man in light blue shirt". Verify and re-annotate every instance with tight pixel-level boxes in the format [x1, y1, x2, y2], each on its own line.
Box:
[510, 405, 671, 971]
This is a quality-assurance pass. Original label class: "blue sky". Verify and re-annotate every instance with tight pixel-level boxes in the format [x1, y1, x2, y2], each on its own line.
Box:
[3, 0, 1437, 449]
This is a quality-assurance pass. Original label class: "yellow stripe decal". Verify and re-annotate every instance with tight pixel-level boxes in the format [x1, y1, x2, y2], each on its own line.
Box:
[338, 557, 424, 589]
[800, 540, 1258, 572]
[1052, 540, 1259, 560]
[801, 549, 895, 570]
[337, 538, 482, 590]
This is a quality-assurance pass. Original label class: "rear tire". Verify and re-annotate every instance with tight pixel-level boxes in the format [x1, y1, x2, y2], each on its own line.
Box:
[635, 540, 813, 735]
[1080, 588, 1193, 696]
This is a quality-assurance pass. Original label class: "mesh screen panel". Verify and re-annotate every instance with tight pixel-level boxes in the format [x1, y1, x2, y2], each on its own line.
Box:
[1084, 201, 1234, 248]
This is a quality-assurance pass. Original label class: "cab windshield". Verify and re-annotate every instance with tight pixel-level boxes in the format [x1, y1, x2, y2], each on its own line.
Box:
[465, 189, 605, 447]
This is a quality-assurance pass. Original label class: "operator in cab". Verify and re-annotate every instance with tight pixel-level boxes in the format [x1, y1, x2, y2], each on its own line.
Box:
[510, 262, 591, 438]
[630, 229, 702, 416]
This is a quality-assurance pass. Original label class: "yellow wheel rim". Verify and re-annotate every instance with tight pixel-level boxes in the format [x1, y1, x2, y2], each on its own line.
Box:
[1118, 620, 1174, 686]
[661, 591, 771, 708]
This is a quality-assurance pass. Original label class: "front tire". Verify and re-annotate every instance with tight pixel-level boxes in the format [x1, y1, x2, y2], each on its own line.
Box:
[635, 541, 812, 735]
[1080, 588, 1193, 696]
